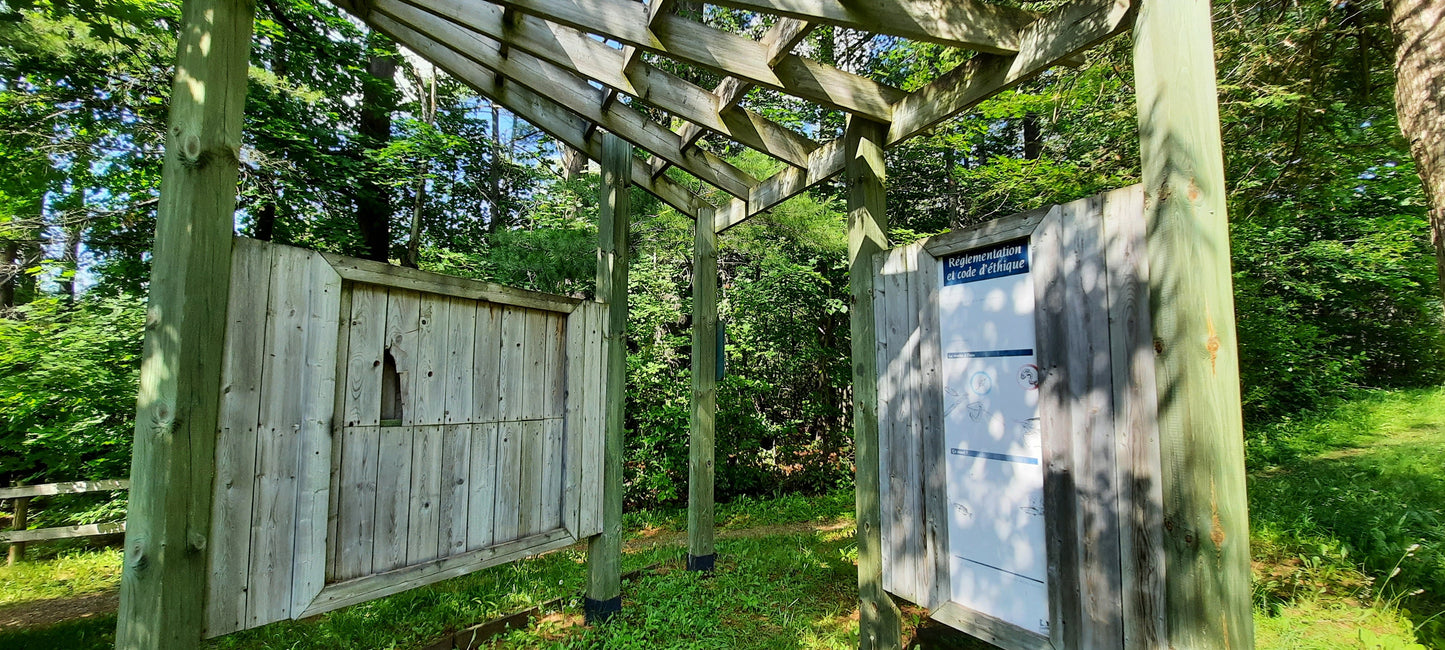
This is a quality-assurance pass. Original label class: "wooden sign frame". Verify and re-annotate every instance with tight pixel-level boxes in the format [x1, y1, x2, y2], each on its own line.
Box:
[873, 185, 1167, 650]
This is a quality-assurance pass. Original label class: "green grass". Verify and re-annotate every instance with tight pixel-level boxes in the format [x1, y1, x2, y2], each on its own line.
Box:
[5, 389, 1445, 649]
[0, 547, 121, 606]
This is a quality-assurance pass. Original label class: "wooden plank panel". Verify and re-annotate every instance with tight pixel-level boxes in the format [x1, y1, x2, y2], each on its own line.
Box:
[343, 284, 389, 427]
[407, 423, 445, 564]
[493, 420, 524, 543]
[205, 236, 272, 636]
[561, 307, 588, 537]
[246, 245, 309, 626]
[1, 522, 126, 543]
[497, 307, 528, 422]
[518, 419, 545, 536]
[413, 294, 451, 426]
[372, 425, 414, 572]
[326, 285, 353, 582]
[521, 309, 550, 420]
[914, 247, 947, 610]
[385, 289, 422, 426]
[445, 297, 477, 424]
[335, 426, 380, 581]
[545, 314, 566, 418]
[466, 423, 500, 550]
[871, 247, 898, 596]
[577, 301, 605, 538]
[0, 480, 130, 500]
[474, 303, 503, 422]
[438, 423, 475, 556]
[322, 251, 581, 313]
[292, 249, 342, 615]
[1101, 185, 1166, 649]
[541, 418, 564, 532]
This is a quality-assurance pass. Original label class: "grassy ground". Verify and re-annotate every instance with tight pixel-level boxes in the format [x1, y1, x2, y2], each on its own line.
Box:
[2, 389, 1443, 649]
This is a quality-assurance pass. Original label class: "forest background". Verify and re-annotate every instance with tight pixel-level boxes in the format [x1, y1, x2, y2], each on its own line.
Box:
[1, 0, 1441, 520]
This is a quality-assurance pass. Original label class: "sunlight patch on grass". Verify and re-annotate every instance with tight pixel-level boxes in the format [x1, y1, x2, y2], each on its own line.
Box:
[0, 548, 121, 607]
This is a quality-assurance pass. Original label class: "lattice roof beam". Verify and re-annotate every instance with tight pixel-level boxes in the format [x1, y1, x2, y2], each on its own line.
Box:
[484, 0, 906, 121]
[714, 0, 1137, 234]
[704, 0, 1035, 54]
[367, 12, 708, 217]
[377, 0, 759, 199]
[402, 0, 818, 168]
[603, 0, 674, 109]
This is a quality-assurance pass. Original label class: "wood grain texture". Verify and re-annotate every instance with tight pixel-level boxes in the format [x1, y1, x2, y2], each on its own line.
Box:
[688, 213, 718, 562]
[438, 424, 473, 558]
[343, 284, 388, 427]
[494, 420, 525, 543]
[335, 426, 380, 581]
[385, 290, 422, 426]
[473, 304, 503, 423]
[407, 424, 444, 564]
[498, 307, 528, 422]
[114, 0, 254, 643]
[372, 425, 415, 572]
[466, 423, 500, 551]
[322, 251, 580, 313]
[290, 248, 342, 616]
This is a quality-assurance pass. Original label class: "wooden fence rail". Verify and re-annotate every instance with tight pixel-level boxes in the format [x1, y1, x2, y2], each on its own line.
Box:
[2, 479, 130, 564]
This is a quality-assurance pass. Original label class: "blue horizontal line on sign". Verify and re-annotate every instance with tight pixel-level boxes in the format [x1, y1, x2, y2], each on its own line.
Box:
[949, 448, 1040, 465]
[945, 348, 1034, 359]
[954, 555, 1046, 585]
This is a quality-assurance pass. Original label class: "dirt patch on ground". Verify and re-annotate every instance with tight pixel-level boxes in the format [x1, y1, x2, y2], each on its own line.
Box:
[0, 590, 117, 629]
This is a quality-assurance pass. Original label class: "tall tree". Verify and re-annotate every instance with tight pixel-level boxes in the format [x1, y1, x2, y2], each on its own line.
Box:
[1385, 0, 1445, 299]
[357, 34, 399, 261]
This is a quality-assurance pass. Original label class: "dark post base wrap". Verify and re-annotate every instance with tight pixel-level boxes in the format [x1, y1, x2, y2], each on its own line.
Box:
[686, 553, 716, 572]
[584, 596, 622, 624]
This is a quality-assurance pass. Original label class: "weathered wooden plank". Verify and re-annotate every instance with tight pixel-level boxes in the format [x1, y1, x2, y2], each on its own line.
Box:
[846, 117, 903, 648]
[1134, 0, 1252, 645]
[872, 246, 898, 597]
[914, 246, 946, 610]
[246, 245, 310, 627]
[323, 252, 580, 314]
[587, 134, 630, 619]
[1101, 184, 1167, 649]
[204, 237, 271, 637]
[372, 425, 415, 572]
[473, 303, 503, 423]
[930, 602, 1053, 650]
[541, 417, 564, 532]
[292, 248, 343, 616]
[519, 419, 546, 536]
[384, 290, 422, 426]
[299, 528, 574, 618]
[466, 423, 501, 551]
[498, 307, 529, 422]
[407, 424, 445, 564]
[687, 211, 718, 569]
[0, 480, 130, 500]
[113, 0, 254, 642]
[1058, 195, 1123, 650]
[343, 284, 389, 428]
[335, 426, 380, 581]
[444, 297, 477, 425]
[1031, 205, 1080, 649]
[922, 208, 1050, 259]
[545, 313, 566, 418]
[561, 307, 589, 538]
[1, 522, 126, 544]
[705, 0, 1032, 53]
[577, 302, 605, 539]
[413, 294, 451, 426]
[521, 309, 550, 420]
[493, 420, 525, 543]
[326, 284, 354, 582]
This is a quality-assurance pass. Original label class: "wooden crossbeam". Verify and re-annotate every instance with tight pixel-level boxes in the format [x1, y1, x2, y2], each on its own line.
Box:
[705, 0, 1035, 54]
[368, 13, 707, 217]
[401, 0, 817, 168]
[380, 0, 759, 199]
[715, 0, 1135, 234]
[604, 0, 673, 117]
[888, 0, 1134, 145]
[484, 0, 906, 120]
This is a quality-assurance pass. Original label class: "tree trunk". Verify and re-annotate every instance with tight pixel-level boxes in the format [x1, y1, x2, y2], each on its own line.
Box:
[254, 198, 277, 242]
[403, 70, 436, 269]
[486, 102, 504, 234]
[561, 145, 588, 181]
[0, 239, 17, 315]
[1022, 113, 1042, 160]
[356, 36, 398, 262]
[1386, 0, 1445, 300]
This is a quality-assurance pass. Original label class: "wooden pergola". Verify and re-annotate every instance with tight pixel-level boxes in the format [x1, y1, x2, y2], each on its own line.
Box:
[115, 0, 1254, 648]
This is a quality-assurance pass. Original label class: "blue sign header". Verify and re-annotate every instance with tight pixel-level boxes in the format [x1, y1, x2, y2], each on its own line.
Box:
[942, 239, 1030, 286]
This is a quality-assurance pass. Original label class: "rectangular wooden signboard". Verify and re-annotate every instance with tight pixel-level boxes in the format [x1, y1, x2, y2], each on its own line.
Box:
[874, 186, 1168, 650]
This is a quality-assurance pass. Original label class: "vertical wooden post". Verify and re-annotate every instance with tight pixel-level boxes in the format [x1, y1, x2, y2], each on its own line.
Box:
[7, 494, 28, 565]
[586, 132, 631, 624]
[114, 0, 254, 646]
[1134, 1, 1254, 648]
[846, 116, 903, 650]
[687, 208, 718, 572]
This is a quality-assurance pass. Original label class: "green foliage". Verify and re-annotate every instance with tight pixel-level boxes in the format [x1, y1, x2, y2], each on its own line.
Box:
[0, 547, 121, 606]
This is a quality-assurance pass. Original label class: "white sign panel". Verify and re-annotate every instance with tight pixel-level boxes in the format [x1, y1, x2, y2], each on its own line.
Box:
[937, 239, 1049, 635]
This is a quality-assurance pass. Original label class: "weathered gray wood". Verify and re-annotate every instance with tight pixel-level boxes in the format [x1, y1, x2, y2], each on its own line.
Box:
[494, 420, 525, 543]
[1134, 0, 1252, 644]
[922, 208, 1050, 258]
[445, 297, 478, 424]
[0, 480, 130, 500]
[1101, 184, 1167, 649]
[704, 0, 1032, 53]
[300, 528, 574, 618]
[326, 284, 354, 582]
[204, 237, 272, 636]
[518, 419, 544, 536]
[1031, 205, 1080, 649]
[474, 303, 503, 423]
[114, 0, 253, 643]
[587, 133, 630, 615]
[344, 284, 389, 427]
[562, 307, 589, 538]
[373, 425, 415, 572]
[521, 309, 550, 420]
[846, 117, 903, 650]
[913, 245, 945, 611]
[323, 252, 580, 314]
[291, 248, 343, 616]
[386, 289, 423, 425]
[542, 417, 564, 532]
[414, 295, 451, 426]
[6, 494, 26, 564]
[545, 313, 566, 418]
[407, 424, 445, 564]
[687, 209, 718, 567]
[931, 602, 1054, 650]
[872, 246, 900, 597]
[1, 521, 126, 544]
[498, 307, 528, 422]
[466, 423, 500, 551]
[335, 425, 380, 581]
[246, 245, 311, 627]
[577, 302, 606, 539]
